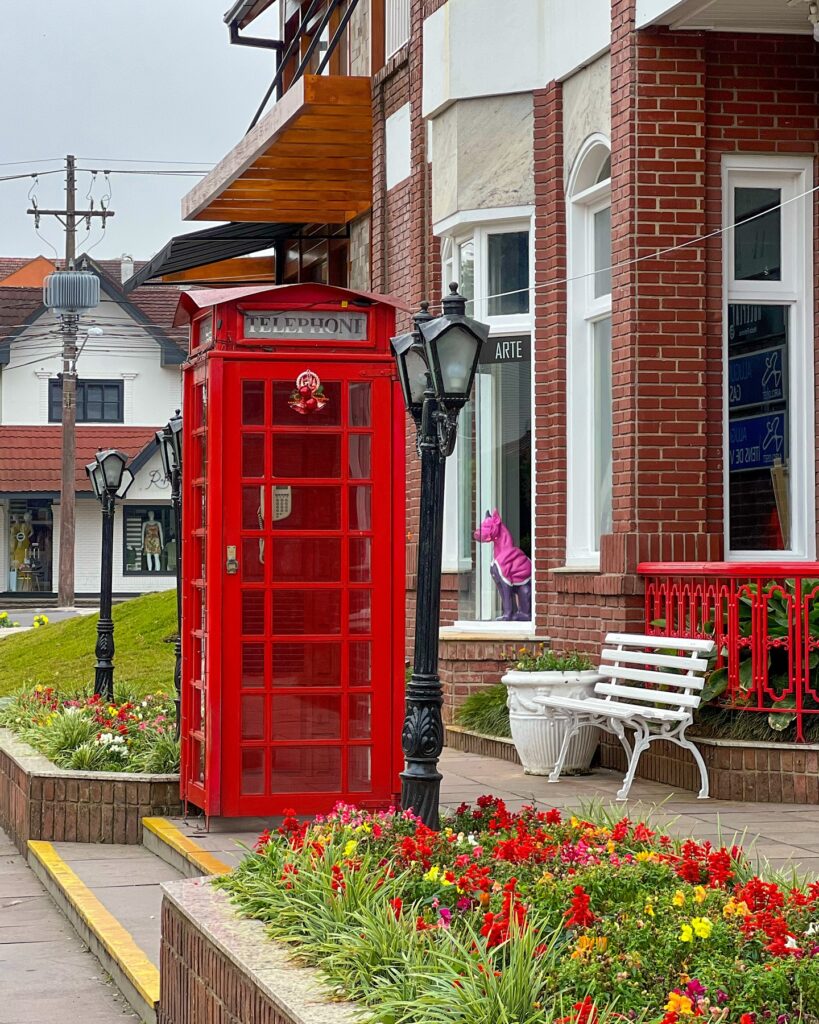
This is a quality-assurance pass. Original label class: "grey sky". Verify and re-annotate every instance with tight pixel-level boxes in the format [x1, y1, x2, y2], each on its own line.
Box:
[0, 1, 280, 261]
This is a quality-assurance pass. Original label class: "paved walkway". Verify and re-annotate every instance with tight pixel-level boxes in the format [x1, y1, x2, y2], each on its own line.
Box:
[0, 827, 136, 1024]
[172, 750, 819, 878]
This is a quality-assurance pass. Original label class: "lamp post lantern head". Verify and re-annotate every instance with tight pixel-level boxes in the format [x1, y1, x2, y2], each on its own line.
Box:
[95, 448, 128, 496]
[391, 302, 434, 423]
[156, 409, 183, 481]
[419, 283, 490, 410]
[116, 468, 134, 500]
[86, 460, 104, 501]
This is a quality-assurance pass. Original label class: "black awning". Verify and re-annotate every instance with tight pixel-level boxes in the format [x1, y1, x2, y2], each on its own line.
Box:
[125, 221, 300, 292]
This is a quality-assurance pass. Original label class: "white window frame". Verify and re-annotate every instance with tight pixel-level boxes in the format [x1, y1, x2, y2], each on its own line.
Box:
[385, 0, 410, 59]
[723, 153, 815, 561]
[566, 135, 612, 569]
[436, 208, 535, 633]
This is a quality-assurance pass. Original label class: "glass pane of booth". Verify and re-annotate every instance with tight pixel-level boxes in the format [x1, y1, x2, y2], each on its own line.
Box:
[271, 695, 341, 740]
[272, 590, 342, 634]
[273, 435, 341, 477]
[270, 747, 342, 793]
[272, 642, 342, 687]
[242, 380, 265, 424]
[271, 538, 342, 582]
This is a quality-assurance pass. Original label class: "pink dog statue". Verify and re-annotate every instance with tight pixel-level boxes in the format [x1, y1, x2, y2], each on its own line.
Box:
[473, 510, 532, 621]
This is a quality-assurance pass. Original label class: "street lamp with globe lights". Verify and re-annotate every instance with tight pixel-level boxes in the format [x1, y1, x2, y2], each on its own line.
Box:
[391, 283, 490, 829]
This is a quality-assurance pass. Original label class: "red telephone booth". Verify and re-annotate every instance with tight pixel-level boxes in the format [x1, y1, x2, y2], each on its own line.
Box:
[176, 283, 406, 818]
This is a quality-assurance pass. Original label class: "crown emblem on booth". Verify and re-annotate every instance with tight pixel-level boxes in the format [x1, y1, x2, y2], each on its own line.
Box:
[288, 369, 328, 415]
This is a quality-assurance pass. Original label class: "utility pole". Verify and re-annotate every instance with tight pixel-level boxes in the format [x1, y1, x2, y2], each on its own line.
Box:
[60, 154, 78, 607]
[29, 154, 114, 606]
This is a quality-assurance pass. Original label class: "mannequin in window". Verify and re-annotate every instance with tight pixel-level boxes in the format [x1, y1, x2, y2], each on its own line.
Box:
[142, 511, 164, 571]
[12, 513, 32, 569]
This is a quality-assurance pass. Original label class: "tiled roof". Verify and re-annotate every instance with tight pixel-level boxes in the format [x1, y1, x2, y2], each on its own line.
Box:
[0, 426, 159, 494]
[0, 257, 42, 280]
[0, 287, 46, 343]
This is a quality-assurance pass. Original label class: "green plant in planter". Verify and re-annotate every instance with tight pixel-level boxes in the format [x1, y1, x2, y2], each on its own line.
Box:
[513, 644, 595, 673]
[456, 684, 511, 738]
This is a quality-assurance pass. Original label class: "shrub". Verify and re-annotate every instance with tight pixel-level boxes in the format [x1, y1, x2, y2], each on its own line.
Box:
[456, 684, 511, 738]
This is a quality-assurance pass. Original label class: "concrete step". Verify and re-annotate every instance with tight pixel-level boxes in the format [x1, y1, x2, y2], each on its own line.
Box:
[26, 839, 185, 1024]
[142, 814, 262, 876]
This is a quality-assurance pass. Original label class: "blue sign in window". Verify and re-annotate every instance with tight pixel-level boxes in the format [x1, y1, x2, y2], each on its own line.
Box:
[728, 346, 786, 410]
[728, 412, 787, 473]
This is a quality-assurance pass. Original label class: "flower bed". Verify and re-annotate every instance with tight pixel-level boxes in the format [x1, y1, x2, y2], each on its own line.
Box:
[216, 798, 819, 1023]
[0, 686, 179, 774]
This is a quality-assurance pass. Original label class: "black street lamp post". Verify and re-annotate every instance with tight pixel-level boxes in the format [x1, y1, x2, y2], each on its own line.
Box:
[392, 284, 489, 829]
[86, 449, 133, 702]
[156, 410, 183, 738]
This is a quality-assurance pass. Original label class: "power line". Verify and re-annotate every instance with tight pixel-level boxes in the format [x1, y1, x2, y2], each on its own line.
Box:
[77, 156, 216, 166]
[0, 169, 64, 183]
[78, 167, 206, 177]
[0, 157, 63, 168]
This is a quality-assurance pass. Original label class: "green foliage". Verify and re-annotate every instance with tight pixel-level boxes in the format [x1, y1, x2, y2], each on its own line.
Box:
[456, 684, 511, 738]
[513, 644, 595, 673]
[216, 801, 819, 1023]
[0, 591, 177, 697]
[0, 685, 177, 774]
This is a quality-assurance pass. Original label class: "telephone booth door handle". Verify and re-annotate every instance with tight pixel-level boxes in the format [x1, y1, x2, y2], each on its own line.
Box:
[226, 545, 239, 575]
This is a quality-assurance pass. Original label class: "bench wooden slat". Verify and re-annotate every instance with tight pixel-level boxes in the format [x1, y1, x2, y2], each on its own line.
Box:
[595, 681, 701, 708]
[600, 648, 709, 672]
[605, 632, 715, 653]
[597, 663, 706, 691]
[535, 694, 687, 721]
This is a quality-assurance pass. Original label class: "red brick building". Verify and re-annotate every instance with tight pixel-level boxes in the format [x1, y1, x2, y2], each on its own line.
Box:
[139, 0, 819, 725]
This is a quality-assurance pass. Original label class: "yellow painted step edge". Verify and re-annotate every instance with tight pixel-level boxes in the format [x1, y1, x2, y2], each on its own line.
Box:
[27, 840, 160, 1008]
[142, 817, 232, 876]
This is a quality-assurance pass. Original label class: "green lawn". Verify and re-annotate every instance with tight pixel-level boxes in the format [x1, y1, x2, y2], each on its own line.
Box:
[0, 590, 177, 698]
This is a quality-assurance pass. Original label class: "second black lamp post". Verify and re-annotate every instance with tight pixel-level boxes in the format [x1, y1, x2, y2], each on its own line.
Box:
[156, 410, 183, 737]
[86, 448, 133, 701]
[391, 283, 490, 829]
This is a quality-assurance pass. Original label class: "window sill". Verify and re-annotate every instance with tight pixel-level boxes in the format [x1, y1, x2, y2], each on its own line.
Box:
[549, 563, 601, 574]
[440, 623, 545, 643]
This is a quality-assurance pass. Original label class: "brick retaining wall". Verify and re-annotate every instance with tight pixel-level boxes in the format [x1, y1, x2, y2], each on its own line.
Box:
[0, 728, 181, 853]
[599, 732, 819, 803]
[159, 880, 356, 1024]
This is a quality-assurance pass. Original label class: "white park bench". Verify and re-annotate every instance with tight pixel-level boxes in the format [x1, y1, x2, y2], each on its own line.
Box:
[534, 632, 716, 801]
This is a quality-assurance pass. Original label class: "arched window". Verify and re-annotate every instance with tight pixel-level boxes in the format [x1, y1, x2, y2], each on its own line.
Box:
[566, 137, 612, 566]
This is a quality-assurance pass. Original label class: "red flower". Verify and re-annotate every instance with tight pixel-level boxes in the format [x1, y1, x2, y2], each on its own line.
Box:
[565, 885, 596, 929]
[388, 897, 403, 919]
[546, 808, 562, 825]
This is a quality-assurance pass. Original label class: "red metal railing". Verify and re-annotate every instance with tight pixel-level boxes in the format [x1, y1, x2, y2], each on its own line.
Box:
[639, 562, 819, 741]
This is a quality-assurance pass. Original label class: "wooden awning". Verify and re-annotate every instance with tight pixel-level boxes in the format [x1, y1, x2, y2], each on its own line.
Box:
[182, 75, 372, 224]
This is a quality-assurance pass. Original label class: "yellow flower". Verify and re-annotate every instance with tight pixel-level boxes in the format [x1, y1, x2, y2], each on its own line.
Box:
[672, 890, 686, 907]
[644, 903, 655, 917]
[571, 935, 608, 959]
[423, 865, 440, 883]
[691, 917, 713, 939]
[343, 840, 357, 857]
[723, 897, 750, 918]
[538, 870, 555, 884]
[635, 851, 658, 863]
[665, 993, 694, 1016]
[606, 840, 616, 854]
[679, 924, 693, 943]
[0, 611, 7, 619]
[693, 885, 707, 904]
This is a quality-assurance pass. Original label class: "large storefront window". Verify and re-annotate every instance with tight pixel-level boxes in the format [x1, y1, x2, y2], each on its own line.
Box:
[724, 156, 814, 558]
[440, 214, 533, 625]
[6, 500, 53, 592]
[567, 138, 613, 565]
[123, 504, 176, 575]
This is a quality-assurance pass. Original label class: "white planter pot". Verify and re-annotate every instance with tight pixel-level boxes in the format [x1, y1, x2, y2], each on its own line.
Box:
[501, 669, 602, 776]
